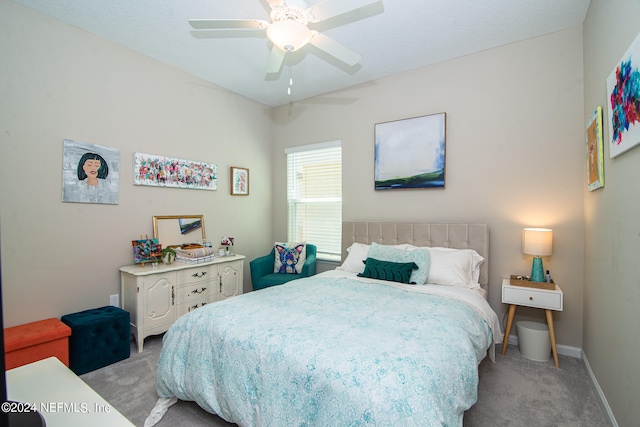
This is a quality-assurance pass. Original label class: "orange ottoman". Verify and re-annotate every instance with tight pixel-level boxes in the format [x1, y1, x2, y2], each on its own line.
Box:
[4, 318, 71, 370]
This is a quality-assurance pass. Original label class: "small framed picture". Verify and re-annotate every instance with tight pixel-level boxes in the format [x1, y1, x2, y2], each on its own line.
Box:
[586, 106, 604, 191]
[230, 166, 249, 196]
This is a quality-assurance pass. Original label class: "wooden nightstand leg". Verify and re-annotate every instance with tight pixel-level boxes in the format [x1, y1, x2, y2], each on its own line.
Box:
[545, 309, 559, 368]
[501, 304, 516, 355]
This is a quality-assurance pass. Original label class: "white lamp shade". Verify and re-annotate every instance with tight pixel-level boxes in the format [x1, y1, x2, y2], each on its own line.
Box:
[266, 20, 312, 52]
[522, 228, 553, 256]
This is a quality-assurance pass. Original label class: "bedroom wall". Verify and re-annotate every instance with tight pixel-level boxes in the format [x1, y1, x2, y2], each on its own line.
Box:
[0, 0, 273, 327]
[272, 27, 586, 348]
[583, 0, 640, 425]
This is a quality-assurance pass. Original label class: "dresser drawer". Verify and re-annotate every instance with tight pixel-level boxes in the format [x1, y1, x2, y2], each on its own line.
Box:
[176, 281, 215, 304]
[177, 265, 215, 285]
[502, 285, 563, 310]
[176, 298, 210, 317]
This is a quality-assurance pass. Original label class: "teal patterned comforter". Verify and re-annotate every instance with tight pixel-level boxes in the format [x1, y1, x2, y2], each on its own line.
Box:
[155, 273, 496, 427]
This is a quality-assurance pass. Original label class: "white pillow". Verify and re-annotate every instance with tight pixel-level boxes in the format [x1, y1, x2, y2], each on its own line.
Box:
[336, 242, 370, 273]
[337, 243, 412, 274]
[425, 247, 484, 289]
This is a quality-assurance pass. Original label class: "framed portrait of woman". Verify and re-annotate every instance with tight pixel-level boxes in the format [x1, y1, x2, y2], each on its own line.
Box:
[62, 139, 120, 204]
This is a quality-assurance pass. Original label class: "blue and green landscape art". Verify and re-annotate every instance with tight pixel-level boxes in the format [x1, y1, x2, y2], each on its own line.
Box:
[374, 113, 445, 190]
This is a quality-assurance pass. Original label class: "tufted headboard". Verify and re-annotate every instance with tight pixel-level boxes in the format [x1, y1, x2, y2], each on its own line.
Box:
[342, 222, 489, 290]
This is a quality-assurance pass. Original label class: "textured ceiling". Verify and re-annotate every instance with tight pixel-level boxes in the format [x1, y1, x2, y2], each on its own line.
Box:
[12, 0, 590, 107]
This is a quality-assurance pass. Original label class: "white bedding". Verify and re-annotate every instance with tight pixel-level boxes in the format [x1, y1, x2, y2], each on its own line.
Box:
[325, 270, 502, 354]
[147, 270, 502, 427]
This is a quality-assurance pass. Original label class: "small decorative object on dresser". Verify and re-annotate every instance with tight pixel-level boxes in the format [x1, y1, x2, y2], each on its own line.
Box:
[120, 254, 245, 352]
[221, 236, 234, 255]
[131, 237, 161, 265]
[161, 247, 177, 265]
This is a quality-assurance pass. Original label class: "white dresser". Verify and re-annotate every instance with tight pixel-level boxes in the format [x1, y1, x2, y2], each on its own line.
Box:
[119, 255, 245, 352]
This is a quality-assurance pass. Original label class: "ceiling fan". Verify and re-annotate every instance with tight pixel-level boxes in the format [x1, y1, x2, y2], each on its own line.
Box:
[188, 0, 380, 74]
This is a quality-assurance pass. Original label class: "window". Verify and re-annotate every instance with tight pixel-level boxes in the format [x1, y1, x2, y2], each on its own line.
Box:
[285, 141, 342, 262]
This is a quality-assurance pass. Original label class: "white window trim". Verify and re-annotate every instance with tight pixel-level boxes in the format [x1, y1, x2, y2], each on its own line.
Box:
[285, 141, 342, 262]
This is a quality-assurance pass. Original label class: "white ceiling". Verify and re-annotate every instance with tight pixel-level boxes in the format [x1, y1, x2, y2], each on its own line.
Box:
[13, 0, 591, 107]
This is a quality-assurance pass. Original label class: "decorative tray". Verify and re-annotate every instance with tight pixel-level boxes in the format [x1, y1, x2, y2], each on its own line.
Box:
[509, 275, 555, 290]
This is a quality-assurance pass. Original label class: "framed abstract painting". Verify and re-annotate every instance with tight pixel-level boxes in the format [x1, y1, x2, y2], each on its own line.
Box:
[586, 106, 604, 191]
[230, 166, 249, 196]
[131, 238, 161, 264]
[134, 152, 217, 190]
[606, 31, 640, 158]
[374, 113, 446, 190]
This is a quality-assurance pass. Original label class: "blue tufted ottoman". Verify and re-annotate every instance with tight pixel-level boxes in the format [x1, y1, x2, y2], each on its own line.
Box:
[61, 306, 130, 375]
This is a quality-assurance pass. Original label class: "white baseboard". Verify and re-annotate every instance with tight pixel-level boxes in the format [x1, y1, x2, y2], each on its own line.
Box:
[505, 334, 582, 358]
[582, 351, 619, 427]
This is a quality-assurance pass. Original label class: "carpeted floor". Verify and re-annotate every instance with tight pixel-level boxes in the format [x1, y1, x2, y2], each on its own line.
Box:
[81, 335, 612, 427]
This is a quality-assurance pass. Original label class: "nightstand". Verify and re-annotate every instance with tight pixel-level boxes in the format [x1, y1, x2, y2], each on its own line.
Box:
[500, 278, 563, 367]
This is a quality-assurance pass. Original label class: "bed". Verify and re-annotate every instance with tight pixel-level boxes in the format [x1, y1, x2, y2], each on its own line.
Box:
[145, 222, 501, 427]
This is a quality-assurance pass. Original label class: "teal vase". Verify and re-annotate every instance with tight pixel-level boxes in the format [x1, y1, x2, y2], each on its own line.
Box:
[530, 257, 545, 282]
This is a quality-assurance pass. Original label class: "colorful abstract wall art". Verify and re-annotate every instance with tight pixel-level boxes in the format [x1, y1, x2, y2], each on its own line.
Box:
[62, 139, 120, 205]
[586, 106, 605, 191]
[374, 113, 446, 190]
[132, 238, 161, 264]
[134, 152, 217, 190]
[606, 31, 640, 158]
[230, 166, 249, 195]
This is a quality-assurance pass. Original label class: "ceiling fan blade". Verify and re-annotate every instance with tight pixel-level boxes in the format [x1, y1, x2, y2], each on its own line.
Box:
[266, 46, 286, 73]
[309, 0, 379, 21]
[188, 19, 269, 30]
[264, 0, 285, 7]
[309, 32, 361, 66]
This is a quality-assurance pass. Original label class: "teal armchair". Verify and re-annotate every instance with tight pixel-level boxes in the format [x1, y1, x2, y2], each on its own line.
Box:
[250, 244, 317, 291]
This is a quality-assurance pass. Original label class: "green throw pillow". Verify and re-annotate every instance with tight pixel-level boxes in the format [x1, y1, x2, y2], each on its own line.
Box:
[367, 242, 431, 284]
[357, 257, 419, 284]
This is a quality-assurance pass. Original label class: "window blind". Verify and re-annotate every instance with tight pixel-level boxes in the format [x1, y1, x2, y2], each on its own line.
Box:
[286, 141, 342, 262]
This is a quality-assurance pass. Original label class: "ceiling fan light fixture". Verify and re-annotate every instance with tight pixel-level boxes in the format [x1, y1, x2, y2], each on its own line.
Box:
[266, 19, 312, 52]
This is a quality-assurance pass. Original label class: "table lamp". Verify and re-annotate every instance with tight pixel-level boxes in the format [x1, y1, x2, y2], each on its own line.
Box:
[522, 228, 553, 282]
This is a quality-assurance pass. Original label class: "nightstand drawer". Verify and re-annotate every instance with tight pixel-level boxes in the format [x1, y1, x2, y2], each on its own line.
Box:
[502, 286, 563, 310]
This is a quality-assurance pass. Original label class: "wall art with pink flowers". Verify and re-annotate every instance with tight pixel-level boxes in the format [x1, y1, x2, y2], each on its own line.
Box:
[134, 152, 217, 190]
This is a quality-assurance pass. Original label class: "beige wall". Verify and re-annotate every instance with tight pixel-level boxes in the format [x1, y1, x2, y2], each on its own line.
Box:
[273, 27, 586, 348]
[4, 0, 634, 424]
[583, 1, 640, 425]
[0, 0, 274, 327]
